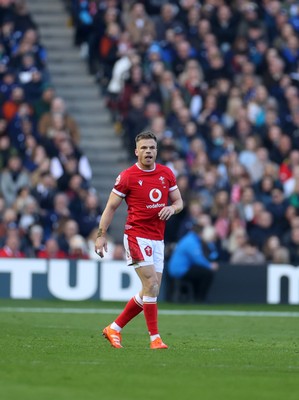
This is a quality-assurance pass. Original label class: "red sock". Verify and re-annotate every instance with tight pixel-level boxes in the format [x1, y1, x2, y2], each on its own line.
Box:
[115, 296, 143, 328]
[143, 301, 158, 336]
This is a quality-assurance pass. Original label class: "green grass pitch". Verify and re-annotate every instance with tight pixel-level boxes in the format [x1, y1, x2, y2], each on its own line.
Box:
[0, 299, 299, 400]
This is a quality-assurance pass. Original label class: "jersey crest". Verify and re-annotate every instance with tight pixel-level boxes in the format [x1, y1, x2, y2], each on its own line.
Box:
[144, 245, 152, 256]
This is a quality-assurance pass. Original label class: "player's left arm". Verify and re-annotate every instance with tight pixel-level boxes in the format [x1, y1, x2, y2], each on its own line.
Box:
[158, 188, 184, 221]
[169, 188, 184, 215]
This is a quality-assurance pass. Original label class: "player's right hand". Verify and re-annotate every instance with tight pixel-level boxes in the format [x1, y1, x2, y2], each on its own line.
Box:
[95, 237, 107, 258]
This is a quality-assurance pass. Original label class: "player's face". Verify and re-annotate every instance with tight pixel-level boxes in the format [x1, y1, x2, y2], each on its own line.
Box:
[135, 138, 157, 170]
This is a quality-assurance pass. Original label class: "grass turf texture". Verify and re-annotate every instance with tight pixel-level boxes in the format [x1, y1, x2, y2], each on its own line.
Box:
[0, 300, 298, 400]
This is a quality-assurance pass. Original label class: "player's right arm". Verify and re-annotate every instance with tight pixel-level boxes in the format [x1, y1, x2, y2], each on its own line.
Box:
[95, 191, 123, 258]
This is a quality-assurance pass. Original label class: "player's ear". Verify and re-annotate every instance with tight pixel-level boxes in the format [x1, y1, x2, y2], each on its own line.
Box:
[135, 148, 138, 156]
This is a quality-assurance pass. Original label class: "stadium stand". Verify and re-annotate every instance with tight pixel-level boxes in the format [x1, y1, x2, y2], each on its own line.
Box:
[0, 0, 110, 258]
[68, 0, 299, 265]
[1, 0, 299, 267]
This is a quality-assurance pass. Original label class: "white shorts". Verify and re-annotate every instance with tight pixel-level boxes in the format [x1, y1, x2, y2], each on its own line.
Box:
[123, 234, 164, 273]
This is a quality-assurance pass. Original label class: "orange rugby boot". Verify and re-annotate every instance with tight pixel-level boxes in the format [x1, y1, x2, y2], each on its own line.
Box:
[102, 325, 123, 348]
[150, 337, 168, 349]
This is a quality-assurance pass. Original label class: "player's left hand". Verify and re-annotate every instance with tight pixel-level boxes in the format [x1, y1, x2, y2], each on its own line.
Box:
[158, 205, 175, 220]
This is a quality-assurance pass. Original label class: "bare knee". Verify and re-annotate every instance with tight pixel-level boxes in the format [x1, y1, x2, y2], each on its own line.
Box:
[144, 280, 159, 297]
[151, 282, 160, 297]
[136, 266, 161, 298]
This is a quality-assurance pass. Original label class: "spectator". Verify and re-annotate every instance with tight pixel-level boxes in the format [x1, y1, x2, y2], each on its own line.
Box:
[271, 246, 290, 264]
[239, 135, 262, 183]
[65, 173, 88, 217]
[49, 138, 92, 187]
[154, 3, 179, 42]
[68, 234, 89, 259]
[0, 233, 25, 258]
[178, 60, 203, 119]
[98, 21, 121, 88]
[262, 235, 281, 261]
[0, 154, 31, 206]
[237, 185, 256, 223]
[172, 39, 196, 78]
[37, 237, 66, 259]
[282, 212, 299, 244]
[21, 223, 44, 257]
[0, 193, 5, 218]
[117, 63, 145, 118]
[38, 97, 80, 145]
[42, 192, 71, 238]
[211, 189, 231, 238]
[31, 171, 57, 212]
[284, 164, 299, 197]
[230, 238, 266, 265]
[123, 2, 155, 47]
[267, 186, 290, 235]
[0, 209, 19, 246]
[197, 168, 221, 211]
[254, 174, 278, 206]
[33, 83, 55, 121]
[13, 185, 33, 214]
[106, 49, 140, 119]
[2, 86, 25, 121]
[56, 218, 79, 254]
[155, 70, 177, 117]
[284, 226, 299, 265]
[122, 92, 146, 157]
[0, 134, 18, 170]
[79, 191, 102, 238]
[226, 226, 248, 255]
[288, 178, 299, 211]
[168, 223, 218, 302]
[247, 210, 276, 250]
[87, 5, 121, 74]
[212, 4, 238, 51]
[17, 51, 45, 101]
[72, 0, 95, 50]
[176, 197, 203, 238]
[12, 28, 47, 72]
[18, 196, 41, 231]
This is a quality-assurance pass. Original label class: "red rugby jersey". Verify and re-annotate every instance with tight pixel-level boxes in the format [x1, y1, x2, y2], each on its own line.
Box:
[112, 163, 177, 240]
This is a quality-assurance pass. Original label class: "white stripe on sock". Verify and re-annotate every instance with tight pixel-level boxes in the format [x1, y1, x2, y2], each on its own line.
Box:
[135, 293, 143, 306]
[143, 296, 157, 303]
[110, 322, 122, 332]
[150, 334, 160, 342]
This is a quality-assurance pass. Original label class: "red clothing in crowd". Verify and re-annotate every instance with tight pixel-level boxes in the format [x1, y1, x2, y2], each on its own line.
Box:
[0, 246, 25, 258]
[37, 250, 67, 259]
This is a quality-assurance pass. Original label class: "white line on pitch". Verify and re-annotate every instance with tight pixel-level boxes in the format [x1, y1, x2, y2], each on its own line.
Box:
[0, 307, 299, 317]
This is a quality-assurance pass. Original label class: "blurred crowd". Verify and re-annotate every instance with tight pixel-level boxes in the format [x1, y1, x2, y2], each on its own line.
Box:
[1, 0, 299, 268]
[0, 0, 113, 260]
[69, 0, 299, 266]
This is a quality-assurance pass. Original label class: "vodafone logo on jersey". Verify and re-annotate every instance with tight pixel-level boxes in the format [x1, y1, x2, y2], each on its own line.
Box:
[149, 188, 162, 202]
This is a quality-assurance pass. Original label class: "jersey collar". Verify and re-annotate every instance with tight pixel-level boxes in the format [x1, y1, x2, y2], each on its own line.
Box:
[135, 162, 156, 172]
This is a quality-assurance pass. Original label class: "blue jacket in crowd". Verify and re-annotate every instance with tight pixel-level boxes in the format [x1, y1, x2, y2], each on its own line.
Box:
[167, 231, 218, 279]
